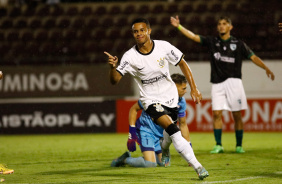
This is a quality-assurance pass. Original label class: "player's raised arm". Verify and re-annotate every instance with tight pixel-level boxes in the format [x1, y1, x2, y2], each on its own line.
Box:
[178, 59, 202, 104]
[170, 15, 201, 43]
[104, 51, 122, 85]
[250, 55, 275, 81]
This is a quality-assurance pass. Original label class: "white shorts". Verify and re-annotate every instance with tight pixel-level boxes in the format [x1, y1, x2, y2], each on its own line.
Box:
[211, 78, 247, 111]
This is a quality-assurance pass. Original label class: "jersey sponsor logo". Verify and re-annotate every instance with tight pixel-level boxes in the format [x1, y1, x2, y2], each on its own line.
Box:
[152, 100, 160, 103]
[213, 52, 235, 63]
[154, 103, 164, 112]
[238, 99, 241, 104]
[171, 50, 179, 61]
[157, 57, 165, 68]
[141, 73, 167, 84]
[214, 52, 221, 60]
[165, 98, 175, 106]
[221, 56, 235, 63]
[119, 61, 129, 70]
[230, 44, 237, 51]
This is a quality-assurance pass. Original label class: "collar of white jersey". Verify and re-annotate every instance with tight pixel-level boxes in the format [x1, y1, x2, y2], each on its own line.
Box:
[135, 40, 155, 55]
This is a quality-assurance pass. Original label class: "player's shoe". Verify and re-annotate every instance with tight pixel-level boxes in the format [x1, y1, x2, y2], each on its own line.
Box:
[196, 166, 209, 180]
[111, 151, 131, 167]
[0, 164, 14, 175]
[235, 146, 245, 153]
[210, 145, 224, 154]
[0, 178, 4, 182]
[160, 138, 171, 167]
[161, 154, 170, 167]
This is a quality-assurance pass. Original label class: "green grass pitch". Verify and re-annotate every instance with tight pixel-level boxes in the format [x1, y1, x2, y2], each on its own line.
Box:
[0, 133, 281, 184]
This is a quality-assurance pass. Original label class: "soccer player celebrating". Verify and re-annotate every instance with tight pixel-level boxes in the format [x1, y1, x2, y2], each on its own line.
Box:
[170, 15, 275, 154]
[105, 18, 208, 180]
[111, 74, 192, 168]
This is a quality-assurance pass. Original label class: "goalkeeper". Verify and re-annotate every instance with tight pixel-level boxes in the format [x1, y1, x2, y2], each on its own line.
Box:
[111, 74, 192, 167]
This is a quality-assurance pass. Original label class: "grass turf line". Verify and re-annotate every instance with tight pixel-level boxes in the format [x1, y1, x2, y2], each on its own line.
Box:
[0, 133, 281, 184]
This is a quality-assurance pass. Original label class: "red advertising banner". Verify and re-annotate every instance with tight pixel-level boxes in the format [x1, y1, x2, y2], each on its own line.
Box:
[116, 99, 282, 133]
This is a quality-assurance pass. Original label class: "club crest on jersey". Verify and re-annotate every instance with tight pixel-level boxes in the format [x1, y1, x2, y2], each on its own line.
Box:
[157, 57, 165, 68]
[154, 103, 164, 112]
[230, 44, 237, 51]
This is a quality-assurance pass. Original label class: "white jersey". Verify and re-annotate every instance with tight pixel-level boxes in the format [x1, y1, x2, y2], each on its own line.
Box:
[116, 40, 183, 110]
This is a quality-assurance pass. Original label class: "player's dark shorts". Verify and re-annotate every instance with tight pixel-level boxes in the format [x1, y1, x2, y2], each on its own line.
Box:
[145, 103, 178, 124]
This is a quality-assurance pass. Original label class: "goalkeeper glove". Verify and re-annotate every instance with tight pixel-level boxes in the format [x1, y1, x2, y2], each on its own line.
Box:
[127, 125, 138, 152]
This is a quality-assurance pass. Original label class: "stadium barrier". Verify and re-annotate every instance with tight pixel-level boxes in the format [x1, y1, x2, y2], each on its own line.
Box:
[0, 62, 281, 133]
[116, 99, 282, 133]
[0, 64, 133, 98]
[1, 98, 281, 134]
[0, 101, 116, 134]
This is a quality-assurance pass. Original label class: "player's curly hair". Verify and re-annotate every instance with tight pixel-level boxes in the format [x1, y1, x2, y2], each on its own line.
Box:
[131, 18, 150, 28]
[171, 73, 187, 84]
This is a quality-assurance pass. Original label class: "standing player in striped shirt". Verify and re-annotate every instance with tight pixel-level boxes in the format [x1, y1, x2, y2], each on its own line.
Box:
[170, 15, 275, 154]
[105, 18, 208, 180]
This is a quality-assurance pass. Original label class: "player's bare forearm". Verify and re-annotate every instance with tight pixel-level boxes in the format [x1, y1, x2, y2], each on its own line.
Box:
[170, 16, 201, 43]
[127, 102, 140, 152]
[178, 60, 196, 89]
[128, 102, 141, 126]
[179, 117, 190, 142]
[250, 55, 275, 80]
[178, 59, 202, 103]
[179, 26, 201, 43]
[109, 68, 122, 85]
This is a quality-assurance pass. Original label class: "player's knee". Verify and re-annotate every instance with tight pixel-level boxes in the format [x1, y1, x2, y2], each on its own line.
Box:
[213, 111, 222, 120]
[232, 111, 242, 121]
[144, 160, 157, 167]
[125, 157, 157, 168]
[165, 123, 180, 136]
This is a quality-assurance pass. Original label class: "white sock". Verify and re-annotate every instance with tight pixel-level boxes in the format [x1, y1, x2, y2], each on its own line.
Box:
[162, 130, 172, 149]
[171, 131, 202, 170]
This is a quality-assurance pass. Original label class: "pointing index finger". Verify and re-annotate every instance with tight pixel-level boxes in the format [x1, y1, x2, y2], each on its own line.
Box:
[104, 51, 113, 58]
